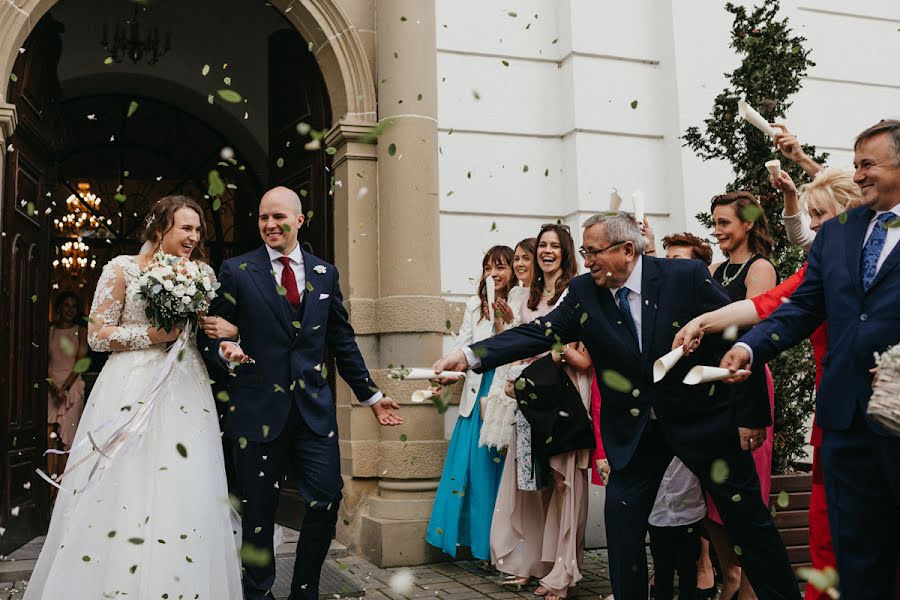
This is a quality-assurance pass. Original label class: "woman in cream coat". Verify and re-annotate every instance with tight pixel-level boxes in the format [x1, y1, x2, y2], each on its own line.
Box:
[426, 245, 520, 560]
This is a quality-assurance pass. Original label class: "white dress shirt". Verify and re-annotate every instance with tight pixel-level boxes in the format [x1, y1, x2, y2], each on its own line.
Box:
[610, 254, 644, 353]
[648, 457, 707, 527]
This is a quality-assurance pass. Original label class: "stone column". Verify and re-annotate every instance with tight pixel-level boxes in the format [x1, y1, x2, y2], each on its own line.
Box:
[354, 0, 447, 567]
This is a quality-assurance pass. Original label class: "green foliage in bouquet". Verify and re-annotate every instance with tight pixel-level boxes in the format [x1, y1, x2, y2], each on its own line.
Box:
[682, 1, 822, 473]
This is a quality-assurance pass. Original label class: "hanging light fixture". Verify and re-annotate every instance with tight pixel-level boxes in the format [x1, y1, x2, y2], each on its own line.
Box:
[53, 183, 109, 276]
[101, 4, 171, 66]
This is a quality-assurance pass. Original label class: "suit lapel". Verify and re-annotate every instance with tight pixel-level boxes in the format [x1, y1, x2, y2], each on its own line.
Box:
[247, 246, 293, 333]
[845, 209, 872, 300]
[640, 256, 661, 365]
[298, 249, 324, 334]
[596, 284, 641, 361]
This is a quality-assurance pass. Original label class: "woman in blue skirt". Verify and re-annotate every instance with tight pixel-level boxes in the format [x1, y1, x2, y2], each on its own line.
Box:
[426, 245, 523, 560]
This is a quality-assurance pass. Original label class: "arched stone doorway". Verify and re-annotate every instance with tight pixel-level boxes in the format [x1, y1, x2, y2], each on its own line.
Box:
[0, 0, 445, 568]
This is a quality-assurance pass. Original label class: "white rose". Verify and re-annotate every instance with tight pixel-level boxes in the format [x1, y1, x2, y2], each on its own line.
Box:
[181, 295, 192, 305]
[163, 280, 175, 291]
[173, 287, 185, 297]
[186, 285, 197, 296]
[202, 276, 212, 289]
[207, 290, 217, 299]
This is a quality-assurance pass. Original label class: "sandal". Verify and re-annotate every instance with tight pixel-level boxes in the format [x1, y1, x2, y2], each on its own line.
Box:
[500, 576, 531, 587]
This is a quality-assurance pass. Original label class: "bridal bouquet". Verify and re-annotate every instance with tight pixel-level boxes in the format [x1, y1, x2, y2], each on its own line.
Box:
[136, 252, 218, 332]
[869, 342, 900, 437]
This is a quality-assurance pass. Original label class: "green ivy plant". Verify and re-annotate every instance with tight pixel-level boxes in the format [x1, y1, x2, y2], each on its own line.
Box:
[683, 0, 825, 474]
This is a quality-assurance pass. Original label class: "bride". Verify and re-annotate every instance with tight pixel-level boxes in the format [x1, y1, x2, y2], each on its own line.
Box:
[24, 195, 243, 599]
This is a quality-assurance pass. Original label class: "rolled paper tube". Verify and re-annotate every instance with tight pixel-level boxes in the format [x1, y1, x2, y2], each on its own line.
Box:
[390, 368, 466, 380]
[682, 365, 750, 385]
[411, 389, 434, 403]
[653, 346, 685, 383]
[765, 159, 782, 179]
[610, 189, 624, 212]
[632, 190, 645, 224]
[738, 100, 776, 138]
[486, 273, 495, 324]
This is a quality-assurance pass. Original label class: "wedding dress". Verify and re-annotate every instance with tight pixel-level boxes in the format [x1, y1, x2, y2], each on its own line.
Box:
[24, 255, 243, 599]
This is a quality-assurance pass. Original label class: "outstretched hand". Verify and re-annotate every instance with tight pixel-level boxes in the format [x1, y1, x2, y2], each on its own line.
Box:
[220, 341, 250, 365]
[431, 350, 470, 385]
[372, 397, 403, 426]
[719, 346, 752, 383]
[673, 318, 704, 354]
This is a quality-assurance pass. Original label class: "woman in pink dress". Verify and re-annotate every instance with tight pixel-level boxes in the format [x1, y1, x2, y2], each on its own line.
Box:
[492, 224, 593, 600]
[47, 292, 88, 477]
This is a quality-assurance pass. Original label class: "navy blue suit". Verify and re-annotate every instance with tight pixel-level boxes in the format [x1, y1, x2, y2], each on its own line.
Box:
[471, 256, 798, 599]
[739, 206, 900, 599]
[203, 245, 378, 600]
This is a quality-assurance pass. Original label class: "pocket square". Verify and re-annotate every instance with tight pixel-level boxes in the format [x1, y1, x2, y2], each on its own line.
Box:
[318, 293, 330, 300]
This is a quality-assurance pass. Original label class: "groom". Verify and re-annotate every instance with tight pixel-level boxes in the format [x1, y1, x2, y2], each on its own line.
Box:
[205, 186, 402, 600]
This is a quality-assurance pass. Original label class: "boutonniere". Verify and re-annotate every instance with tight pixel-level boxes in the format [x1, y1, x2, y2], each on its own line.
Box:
[313, 265, 327, 274]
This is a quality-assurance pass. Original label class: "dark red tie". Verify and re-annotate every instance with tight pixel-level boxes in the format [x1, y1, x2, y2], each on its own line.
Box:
[278, 256, 302, 311]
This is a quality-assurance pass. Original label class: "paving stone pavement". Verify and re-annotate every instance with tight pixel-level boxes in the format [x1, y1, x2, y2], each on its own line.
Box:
[323, 550, 619, 599]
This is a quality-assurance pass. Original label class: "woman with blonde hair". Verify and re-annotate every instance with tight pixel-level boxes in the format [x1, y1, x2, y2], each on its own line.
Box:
[675, 168, 861, 600]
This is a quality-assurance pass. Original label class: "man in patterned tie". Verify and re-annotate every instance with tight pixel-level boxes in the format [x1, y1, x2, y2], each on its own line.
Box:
[433, 213, 800, 599]
[205, 186, 402, 600]
[724, 120, 900, 599]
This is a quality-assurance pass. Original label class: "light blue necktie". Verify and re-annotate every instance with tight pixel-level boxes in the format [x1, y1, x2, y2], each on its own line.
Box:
[616, 287, 639, 346]
[861, 212, 898, 292]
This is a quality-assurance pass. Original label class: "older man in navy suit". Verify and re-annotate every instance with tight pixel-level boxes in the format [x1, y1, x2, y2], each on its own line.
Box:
[725, 120, 900, 599]
[205, 186, 402, 600]
[434, 213, 799, 599]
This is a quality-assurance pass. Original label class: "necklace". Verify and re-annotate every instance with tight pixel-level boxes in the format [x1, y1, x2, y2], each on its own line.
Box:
[720, 254, 756, 287]
[542, 286, 554, 296]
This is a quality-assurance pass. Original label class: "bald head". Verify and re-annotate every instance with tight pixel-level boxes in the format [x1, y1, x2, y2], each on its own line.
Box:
[258, 186, 305, 254]
[261, 186, 303, 216]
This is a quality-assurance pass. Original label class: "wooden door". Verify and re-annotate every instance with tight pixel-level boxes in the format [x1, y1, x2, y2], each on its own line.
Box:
[267, 29, 334, 530]
[0, 16, 63, 554]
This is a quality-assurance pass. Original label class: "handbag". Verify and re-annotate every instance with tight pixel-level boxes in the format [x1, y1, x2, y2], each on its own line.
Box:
[513, 354, 595, 458]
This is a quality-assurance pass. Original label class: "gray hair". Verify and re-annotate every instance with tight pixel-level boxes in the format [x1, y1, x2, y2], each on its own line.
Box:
[582, 212, 647, 254]
[854, 119, 900, 164]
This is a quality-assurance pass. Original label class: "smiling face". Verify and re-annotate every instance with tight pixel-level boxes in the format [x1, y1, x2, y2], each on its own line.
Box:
[483, 257, 513, 292]
[582, 223, 636, 289]
[536, 231, 563, 277]
[158, 207, 203, 258]
[513, 244, 534, 286]
[258, 187, 305, 253]
[712, 203, 751, 255]
[854, 132, 900, 212]
[808, 205, 838, 233]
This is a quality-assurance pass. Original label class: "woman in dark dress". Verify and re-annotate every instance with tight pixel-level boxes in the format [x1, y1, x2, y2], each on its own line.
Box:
[707, 191, 778, 600]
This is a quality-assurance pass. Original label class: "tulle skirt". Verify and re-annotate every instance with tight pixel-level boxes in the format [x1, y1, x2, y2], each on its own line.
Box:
[24, 344, 242, 599]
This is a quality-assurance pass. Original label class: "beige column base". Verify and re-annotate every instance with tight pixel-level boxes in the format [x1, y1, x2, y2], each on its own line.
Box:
[359, 479, 445, 567]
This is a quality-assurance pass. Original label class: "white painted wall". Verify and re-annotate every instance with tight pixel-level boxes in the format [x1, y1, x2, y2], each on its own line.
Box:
[435, 0, 900, 548]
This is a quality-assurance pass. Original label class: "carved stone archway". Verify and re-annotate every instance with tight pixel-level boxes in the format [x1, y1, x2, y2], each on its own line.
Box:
[0, 0, 444, 567]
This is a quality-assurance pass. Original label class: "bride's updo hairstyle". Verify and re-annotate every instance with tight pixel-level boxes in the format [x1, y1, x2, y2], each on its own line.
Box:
[141, 195, 208, 259]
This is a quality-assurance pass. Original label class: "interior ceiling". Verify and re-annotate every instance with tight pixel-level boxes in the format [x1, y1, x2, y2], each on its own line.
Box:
[48, 0, 297, 167]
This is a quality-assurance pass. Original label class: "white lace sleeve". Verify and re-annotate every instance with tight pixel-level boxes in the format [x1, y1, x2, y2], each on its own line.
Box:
[87, 260, 153, 352]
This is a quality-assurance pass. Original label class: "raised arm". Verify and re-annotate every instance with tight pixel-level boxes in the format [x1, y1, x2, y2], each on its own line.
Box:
[87, 259, 178, 352]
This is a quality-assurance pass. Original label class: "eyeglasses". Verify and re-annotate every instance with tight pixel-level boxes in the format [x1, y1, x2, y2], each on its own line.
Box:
[578, 241, 626, 260]
[540, 223, 571, 233]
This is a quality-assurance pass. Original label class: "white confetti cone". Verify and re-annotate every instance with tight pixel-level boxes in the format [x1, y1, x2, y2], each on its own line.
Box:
[765, 159, 782, 179]
[738, 100, 776, 138]
[610, 189, 624, 211]
[411, 389, 434, 403]
[653, 346, 684, 383]
[390, 368, 465, 381]
[682, 365, 749, 385]
[632, 190, 645, 224]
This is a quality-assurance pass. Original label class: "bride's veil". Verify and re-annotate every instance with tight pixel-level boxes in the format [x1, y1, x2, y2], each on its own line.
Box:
[138, 241, 154, 256]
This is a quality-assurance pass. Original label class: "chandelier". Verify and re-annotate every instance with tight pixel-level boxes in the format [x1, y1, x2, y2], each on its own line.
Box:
[52, 183, 110, 276]
[101, 5, 171, 66]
